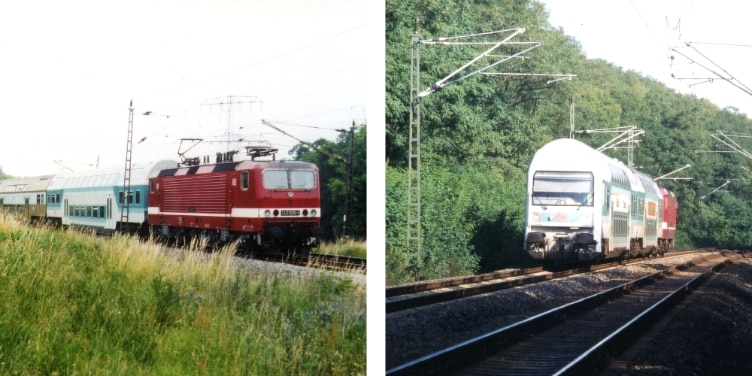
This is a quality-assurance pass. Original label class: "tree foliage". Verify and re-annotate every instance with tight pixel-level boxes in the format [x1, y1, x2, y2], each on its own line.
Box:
[386, 0, 752, 285]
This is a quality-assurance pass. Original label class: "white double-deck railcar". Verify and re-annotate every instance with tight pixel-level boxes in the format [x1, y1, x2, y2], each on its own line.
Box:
[525, 138, 669, 263]
[46, 160, 177, 234]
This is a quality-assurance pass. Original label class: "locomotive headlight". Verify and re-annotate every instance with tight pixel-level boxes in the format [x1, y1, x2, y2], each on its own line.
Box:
[311, 209, 317, 217]
[273, 210, 279, 216]
[264, 210, 272, 217]
[303, 209, 309, 216]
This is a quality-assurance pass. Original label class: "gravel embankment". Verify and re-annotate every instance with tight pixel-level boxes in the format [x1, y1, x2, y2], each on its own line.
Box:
[385, 252, 724, 370]
[235, 256, 367, 286]
[161, 247, 366, 286]
[602, 255, 752, 375]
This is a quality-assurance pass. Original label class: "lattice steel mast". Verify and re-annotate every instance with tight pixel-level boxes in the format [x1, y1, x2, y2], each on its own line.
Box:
[406, 22, 571, 266]
[121, 100, 135, 231]
[407, 19, 422, 261]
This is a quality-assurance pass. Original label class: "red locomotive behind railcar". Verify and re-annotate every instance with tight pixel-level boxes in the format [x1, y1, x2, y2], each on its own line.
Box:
[659, 185, 678, 252]
[147, 159, 321, 256]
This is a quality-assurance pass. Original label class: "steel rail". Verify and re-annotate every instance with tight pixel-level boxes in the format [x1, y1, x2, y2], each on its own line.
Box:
[386, 251, 706, 313]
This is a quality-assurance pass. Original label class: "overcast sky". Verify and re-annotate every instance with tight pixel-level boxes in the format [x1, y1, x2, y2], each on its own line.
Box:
[0, 0, 367, 176]
[540, 0, 752, 118]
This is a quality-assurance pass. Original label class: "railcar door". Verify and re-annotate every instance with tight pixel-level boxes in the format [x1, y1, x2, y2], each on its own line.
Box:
[106, 195, 115, 230]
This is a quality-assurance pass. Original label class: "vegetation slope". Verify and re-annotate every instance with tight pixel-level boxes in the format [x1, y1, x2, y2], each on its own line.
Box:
[0, 216, 365, 375]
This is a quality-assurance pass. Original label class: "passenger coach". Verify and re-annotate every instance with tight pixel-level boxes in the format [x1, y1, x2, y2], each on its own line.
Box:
[46, 160, 178, 234]
[525, 138, 675, 263]
[0, 175, 55, 222]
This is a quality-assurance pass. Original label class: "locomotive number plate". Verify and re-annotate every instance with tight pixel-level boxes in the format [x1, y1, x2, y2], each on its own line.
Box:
[281, 210, 300, 216]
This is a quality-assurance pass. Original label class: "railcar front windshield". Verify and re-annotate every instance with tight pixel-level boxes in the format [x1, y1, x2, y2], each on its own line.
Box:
[263, 169, 316, 190]
[532, 171, 594, 206]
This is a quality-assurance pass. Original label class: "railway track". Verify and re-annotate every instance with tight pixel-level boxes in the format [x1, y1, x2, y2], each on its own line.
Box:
[386, 250, 705, 313]
[386, 253, 732, 375]
[163, 243, 367, 273]
[293, 252, 367, 271]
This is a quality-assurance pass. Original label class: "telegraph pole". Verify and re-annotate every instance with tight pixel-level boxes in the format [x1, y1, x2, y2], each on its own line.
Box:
[342, 121, 356, 238]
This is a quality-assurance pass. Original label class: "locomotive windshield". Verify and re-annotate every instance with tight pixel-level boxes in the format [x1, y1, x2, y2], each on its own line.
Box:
[532, 171, 593, 206]
[263, 169, 316, 190]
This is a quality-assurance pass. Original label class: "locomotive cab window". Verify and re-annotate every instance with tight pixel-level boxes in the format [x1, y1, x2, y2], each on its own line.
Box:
[532, 171, 594, 206]
[263, 169, 316, 190]
[290, 170, 315, 189]
[240, 171, 249, 191]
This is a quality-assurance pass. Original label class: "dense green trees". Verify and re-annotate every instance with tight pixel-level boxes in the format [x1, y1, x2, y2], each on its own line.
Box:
[386, 0, 752, 285]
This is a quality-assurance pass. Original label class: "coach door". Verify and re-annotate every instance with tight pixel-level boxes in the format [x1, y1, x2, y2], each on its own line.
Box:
[106, 195, 115, 230]
[63, 198, 69, 225]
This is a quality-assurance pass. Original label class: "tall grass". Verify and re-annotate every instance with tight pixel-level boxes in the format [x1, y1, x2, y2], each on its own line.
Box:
[0, 215, 365, 375]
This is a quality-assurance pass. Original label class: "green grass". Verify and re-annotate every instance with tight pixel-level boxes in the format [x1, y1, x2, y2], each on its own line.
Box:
[317, 239, 367, 259]
[0, 215, 365, 375]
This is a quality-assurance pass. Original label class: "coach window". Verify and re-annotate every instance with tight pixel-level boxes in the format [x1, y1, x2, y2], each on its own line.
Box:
[241, 171, 249, 191]
[135, 190, 141, 204]
[120, 191, 134, 204]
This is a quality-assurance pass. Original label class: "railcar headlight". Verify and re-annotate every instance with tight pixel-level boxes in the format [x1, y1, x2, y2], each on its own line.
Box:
[264, 210, 271, 217]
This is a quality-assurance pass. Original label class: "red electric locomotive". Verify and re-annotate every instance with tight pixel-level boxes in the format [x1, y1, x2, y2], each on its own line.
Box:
[147, 159, 321, 256]
[659, 185, 678, 253]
